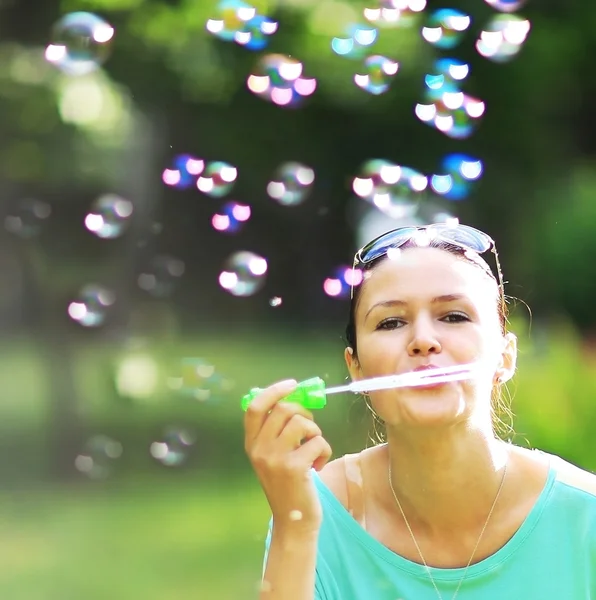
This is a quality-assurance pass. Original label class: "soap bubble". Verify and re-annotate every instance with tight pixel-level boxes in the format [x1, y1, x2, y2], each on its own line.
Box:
[206, 0, 278, 50]
[4, 198, 51, 238]
[137, 255, 185, 298]
[421, 9, 471, 50]
[484, 0, 526, 12]
[424, 58, 470, 90]
[323, 266, 363, 299]
[352, 160, 428, 218]
[197, 161, 238, 197]
[167, 358, 234, 401]
[363, 0, 427, 29]
[68, 284, 115, 327]
[476, 14, 531, 63]
[219, 251, 268, 297]
[267, 162, 315, 206]
[75, 434, 123, 479]
[212, 201, 251, 233]
[45, 12, 114, 76]
[331, 24, 378, 59]
[415, 82, 485, 139]
[269, 296, 283, 307]
[247, 54, 317, 107]
[84, 194, 133, 239]
[430, 154, 483, 200]
[354, 55, 399, 95]
[150, 427, 195, 467]
[162, 154, 205, 190]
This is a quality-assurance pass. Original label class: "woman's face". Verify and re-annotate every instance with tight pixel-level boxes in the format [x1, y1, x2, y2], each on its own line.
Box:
[345, 247, 516, 430]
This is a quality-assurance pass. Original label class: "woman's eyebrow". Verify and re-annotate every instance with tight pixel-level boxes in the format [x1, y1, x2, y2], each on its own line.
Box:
[364, 294, 470, 321]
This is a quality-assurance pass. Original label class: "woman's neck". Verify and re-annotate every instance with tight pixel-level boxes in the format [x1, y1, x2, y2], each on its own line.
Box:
[381, 427, 510, 540]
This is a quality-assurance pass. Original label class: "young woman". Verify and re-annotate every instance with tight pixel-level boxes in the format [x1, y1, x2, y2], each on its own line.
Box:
[244, 223, 596, 600]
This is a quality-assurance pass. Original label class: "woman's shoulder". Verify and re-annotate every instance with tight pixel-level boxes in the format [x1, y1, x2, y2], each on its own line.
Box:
[542, 449, 596, 498]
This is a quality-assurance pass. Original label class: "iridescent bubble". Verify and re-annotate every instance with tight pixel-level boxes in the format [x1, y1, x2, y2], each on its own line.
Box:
[352, 160, 428, 218]
[219, 251, 267, 297]
[247, 54, 317, 107]
[197, 161, 238, 197]
[267, 162, 315, 206]
[162, 154, 205, 190]
[476, 14, 531, 63]
[323, 266, 363, 300]
[430, 154, 483, 200]
[205, 0, 255, 42]
[68, 284, 115, 327]
[206, 0, 279, 51]
[84, 194, 133, 239]
[354, 55, 399, 95]
[331, 24, 378, 60]
[150, 427, 195, 467]
[424, 58, 470, 90]
[167, 358, 233, 401]
[421, 9, 471, 50]
[45, 12, 114, 76]
[269, 296, 283, 307]
[484, 0, 526, 12]
[415, 82, 485, 139]
[363, 0, 427, 29]
[137, 255, 185, 298]
[4, 198, 51, 238]
[75, 434, 123, 479]
[212, 201, 251, 233]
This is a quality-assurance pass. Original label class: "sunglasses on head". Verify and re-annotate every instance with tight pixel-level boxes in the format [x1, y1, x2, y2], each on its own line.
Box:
[351, 222, 504, 301]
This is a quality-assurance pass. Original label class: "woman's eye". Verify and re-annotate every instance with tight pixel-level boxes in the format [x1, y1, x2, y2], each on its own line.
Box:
[377, 318, 403, 330]
[443, 312, 470, 323]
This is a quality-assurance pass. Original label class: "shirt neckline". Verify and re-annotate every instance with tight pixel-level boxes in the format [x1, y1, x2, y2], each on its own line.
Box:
[312, 451, 557, 581]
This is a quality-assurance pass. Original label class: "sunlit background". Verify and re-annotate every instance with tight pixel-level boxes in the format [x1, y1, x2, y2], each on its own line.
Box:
[1, 0, 595, 597]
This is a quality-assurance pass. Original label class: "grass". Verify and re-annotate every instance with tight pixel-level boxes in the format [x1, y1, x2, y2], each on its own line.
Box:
[0, 474, 270, 600]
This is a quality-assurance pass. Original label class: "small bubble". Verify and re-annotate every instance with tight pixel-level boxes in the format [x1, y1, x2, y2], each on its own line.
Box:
[45, 12, 114, 76]
[484, 0, 526, 12]
[323, 266, 363, 299]
[331, 24, 379, 59]
[75, 434, 122, 479]
[476, 14, 531, 63]
[363, 0, 426, 29]
[219, 251, 268, 297]
[162, 154, 204, 190]
[248, 54, 316, 107]
[354, 55, 399, 95]
[137, 255, 185, 298]
[85, 194, 133, 239]
[422, 9, 471, 50]
[212, 201, 251, 233]
[431, 153, 483, 200]
[415, 82, 485, 139]
[68, 284, 115, 327]
[169, 357, 232, 402]
[197, 161, 238, 197]
[267, 162, 315, 206]
[4, 198, 51, 238]
[150, 427, 195, 467]
[352, 160, 427, 218]
[269, 296, 282, 307]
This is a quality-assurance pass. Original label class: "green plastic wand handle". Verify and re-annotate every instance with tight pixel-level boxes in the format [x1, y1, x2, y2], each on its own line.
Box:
[241, 377, 327, 411]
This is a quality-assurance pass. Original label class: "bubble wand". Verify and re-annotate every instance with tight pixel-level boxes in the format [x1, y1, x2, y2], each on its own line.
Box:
[241, 363, 480, 411]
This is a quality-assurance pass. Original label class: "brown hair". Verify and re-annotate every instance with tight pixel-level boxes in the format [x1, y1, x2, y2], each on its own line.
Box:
[345, 239, 514, 443]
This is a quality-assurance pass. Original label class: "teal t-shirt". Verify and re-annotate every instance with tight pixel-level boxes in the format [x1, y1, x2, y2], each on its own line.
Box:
[263, 451, 596, 599]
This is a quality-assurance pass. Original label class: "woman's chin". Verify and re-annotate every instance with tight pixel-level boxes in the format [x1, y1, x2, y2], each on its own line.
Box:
[389, 389, 467, 427]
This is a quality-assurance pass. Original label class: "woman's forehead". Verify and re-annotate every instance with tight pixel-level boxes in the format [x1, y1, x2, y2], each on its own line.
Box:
[358, 247, 495, 306]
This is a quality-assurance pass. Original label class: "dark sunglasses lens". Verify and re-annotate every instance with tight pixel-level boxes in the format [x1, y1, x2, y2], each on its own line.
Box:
[435, 224, 492, 252]
[359, 227, 418, 263]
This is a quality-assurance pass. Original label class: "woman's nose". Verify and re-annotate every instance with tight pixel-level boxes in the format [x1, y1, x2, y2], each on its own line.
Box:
[407, 320, 442, 356]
